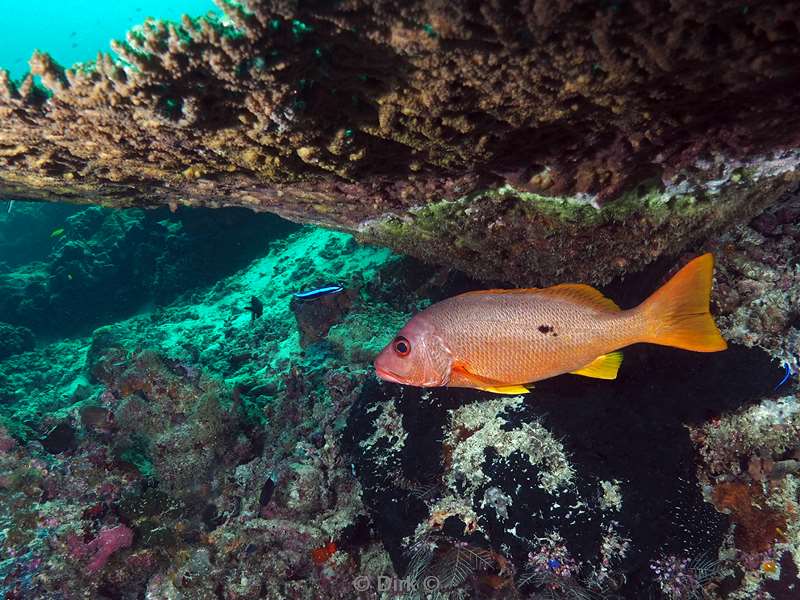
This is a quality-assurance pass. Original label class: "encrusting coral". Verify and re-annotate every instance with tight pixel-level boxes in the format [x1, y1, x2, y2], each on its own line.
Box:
[707, 187, 800, 361]
[2, 1, 800, 283]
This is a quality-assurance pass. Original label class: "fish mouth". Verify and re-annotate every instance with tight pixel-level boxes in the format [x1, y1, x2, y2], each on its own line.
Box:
[374, 366, 406, 385]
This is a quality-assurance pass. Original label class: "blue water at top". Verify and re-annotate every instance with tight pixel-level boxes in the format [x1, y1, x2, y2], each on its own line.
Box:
[1, 0, 218, 82]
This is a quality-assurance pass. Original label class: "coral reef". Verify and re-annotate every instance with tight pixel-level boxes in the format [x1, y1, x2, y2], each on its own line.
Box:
[0, 201, 298, 336]
[0, 350, 373, 598]
[2, 2, 800, 282]
[344, 338, 780, 598]
[95, 350, 241, 500]
[706, 186, 800, 361]
[689, 392, 800, 599]
[0, 215, 427, 597]
[2, 158, 800, 600]
[2, 195, 800, 597]
[0, 321, 34, 360]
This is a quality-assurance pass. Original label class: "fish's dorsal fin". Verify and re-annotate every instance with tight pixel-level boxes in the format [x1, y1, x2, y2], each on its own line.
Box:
[459, 288, 541, 297]
[458, 285, 620, 312]
[570, 351, 623, 379]
[533, 284, 621, 312]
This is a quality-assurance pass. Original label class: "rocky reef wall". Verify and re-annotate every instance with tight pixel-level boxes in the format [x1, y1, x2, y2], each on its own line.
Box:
[2, 1, 800, 598]
[0, 198, 799, 598]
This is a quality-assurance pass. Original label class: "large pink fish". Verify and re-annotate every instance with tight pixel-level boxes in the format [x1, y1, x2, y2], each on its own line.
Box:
[374, 254, 727, 394]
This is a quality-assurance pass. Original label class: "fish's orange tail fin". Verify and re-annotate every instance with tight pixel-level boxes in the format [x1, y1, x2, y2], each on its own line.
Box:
[637, 253, 727, 352]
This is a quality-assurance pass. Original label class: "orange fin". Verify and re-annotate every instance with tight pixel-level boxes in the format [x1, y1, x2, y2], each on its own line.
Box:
[451, 362, 500, 385]
[460, 285, 620, 312]
[534, 284, 621, 312]
[452, 363, 531, 395]
[638, 253, 727, 352]
[570, 351, 623, 380]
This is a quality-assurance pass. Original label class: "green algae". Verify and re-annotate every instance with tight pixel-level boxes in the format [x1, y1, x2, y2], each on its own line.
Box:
[422, 23, 438, 38]
[116, 437, 154, 479]
[327, 300, 418, 365]
[367, 181, 721, 245]
[358, 173, 775, 287]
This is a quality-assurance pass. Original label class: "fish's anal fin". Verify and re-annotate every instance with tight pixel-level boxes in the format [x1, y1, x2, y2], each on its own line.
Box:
[477, 384, 531, 395]
[570, 351, 623, 380]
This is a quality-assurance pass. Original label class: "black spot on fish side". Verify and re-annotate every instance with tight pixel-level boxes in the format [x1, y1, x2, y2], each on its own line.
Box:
[538, 324, 553, 334]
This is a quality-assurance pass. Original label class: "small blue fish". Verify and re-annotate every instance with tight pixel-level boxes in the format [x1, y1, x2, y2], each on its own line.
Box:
[774, 362, 794, 392]
[293, 285, 344, 301]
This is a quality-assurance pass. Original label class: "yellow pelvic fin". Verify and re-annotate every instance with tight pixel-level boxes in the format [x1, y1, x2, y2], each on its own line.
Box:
[477, 384, 531, 395]
[570, 351, 623, 380]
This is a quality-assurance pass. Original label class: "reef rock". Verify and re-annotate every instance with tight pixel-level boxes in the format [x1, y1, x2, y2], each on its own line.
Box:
[0, 321, 34, 360]
[2, 1, 800, 284]
[290, 288, 355, 347]
[344, 347, 778, 598]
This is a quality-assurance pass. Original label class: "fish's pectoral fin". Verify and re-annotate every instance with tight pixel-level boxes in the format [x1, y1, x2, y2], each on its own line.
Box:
[451, 362, 497, 386]
[477, 384, 532, 395]
[570, 351, 623, 380]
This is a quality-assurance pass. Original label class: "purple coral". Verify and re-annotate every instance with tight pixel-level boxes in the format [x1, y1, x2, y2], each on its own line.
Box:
[650, 554, 719, 600]
[519, 538, 587, 595]
[70, 524, 134, 573]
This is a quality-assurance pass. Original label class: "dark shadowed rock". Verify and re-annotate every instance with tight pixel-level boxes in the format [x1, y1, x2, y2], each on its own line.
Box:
[290, 289, 355, 347]
[41, 422, 77, 454]
[0, 321, 34, 360]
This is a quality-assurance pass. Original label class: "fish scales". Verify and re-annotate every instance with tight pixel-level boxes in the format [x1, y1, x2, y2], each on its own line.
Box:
[374, 254, 727, 393]
[424, 293, 634, 384]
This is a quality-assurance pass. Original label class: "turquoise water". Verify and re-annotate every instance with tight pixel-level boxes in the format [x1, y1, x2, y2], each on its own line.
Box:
[0, 0, 217, 81]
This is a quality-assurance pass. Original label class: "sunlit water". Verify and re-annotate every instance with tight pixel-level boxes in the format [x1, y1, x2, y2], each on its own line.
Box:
[1, 0, 217, 81]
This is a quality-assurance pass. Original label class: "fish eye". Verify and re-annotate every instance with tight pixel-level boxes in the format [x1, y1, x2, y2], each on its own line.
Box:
[393, 336, 411, 356]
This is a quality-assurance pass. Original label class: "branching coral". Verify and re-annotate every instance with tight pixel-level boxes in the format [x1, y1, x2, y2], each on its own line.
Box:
[649, 553, 721, 600]
[443, 397, 575, 499]
[2, 1, 800, 284]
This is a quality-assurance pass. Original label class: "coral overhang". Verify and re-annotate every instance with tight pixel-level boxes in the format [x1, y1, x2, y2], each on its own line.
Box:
[2, 1, 800, 283]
